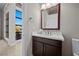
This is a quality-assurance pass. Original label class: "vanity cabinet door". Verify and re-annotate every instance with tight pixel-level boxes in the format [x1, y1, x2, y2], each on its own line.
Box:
[44, 44, 62, 56]
[32, 36, 62, 56]
[33, 41, 43, 56]
[44, 44, 57, 56]
[56, 47, 62, 56]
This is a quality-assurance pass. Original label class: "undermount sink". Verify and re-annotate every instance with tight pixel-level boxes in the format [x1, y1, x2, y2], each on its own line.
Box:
[32, 31, 64, 41]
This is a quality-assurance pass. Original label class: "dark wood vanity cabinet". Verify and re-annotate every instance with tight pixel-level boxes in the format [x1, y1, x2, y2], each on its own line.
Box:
[32, 36, 62, 56]
[33, 41, 43, 56]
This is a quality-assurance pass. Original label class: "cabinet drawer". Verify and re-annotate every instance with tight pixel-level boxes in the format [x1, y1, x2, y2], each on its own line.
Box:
[32, 36, 43, 42]
[32, 36, 62, 47]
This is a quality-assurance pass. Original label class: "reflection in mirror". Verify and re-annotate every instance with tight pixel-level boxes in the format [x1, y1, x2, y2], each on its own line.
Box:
[41, 4, 60, 30]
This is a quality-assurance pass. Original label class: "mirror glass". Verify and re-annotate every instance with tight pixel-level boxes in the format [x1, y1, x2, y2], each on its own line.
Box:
[41, 4, 60, 30]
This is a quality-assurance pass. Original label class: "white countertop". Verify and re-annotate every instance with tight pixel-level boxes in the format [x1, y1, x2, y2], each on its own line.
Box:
[32, 32, 64, 41]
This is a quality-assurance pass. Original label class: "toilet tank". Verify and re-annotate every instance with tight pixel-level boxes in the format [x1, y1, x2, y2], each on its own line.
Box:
[72, 38, 79, 56]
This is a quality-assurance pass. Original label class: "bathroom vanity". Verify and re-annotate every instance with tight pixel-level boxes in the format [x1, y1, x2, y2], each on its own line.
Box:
[32, 4, 62, 56]
[32, 32, 64, 56]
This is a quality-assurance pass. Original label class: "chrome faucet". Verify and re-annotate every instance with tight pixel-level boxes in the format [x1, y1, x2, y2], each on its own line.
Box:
[47, 31, 51, 35]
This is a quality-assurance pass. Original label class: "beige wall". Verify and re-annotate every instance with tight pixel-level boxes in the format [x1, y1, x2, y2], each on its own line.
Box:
[61, 3, 79, 55]
[0, 9, 2, 39]
[1, 9, 4, 39]
[23, 3, 79, 56]
[0, 9, 4, 40]
[23, 3, 41, 55]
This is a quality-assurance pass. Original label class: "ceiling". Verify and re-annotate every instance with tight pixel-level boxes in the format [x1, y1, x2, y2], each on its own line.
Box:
[0, 3, 5, 10]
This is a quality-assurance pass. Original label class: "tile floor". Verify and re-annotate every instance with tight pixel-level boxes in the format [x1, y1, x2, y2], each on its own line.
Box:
[0, 40, 22, 56]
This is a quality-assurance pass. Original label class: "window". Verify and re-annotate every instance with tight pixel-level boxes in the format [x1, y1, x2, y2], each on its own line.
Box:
[16, 10, 23, 25]
[15, 10, 22, 40]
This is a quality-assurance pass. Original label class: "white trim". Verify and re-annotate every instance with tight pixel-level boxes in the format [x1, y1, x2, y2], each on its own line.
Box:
[4, 4, 10, 42]
[4, 4, 9, 12]
[8, 39, 22, 47]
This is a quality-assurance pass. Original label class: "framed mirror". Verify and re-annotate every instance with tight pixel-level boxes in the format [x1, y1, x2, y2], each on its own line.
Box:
[41, 4, 60, 30]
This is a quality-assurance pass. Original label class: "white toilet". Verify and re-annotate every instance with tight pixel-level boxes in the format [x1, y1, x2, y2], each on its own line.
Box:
[72, 38, 79, 56]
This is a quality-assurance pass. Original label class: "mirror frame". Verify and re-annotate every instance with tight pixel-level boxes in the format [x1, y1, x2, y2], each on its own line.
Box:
[41, 4, 60, 30]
